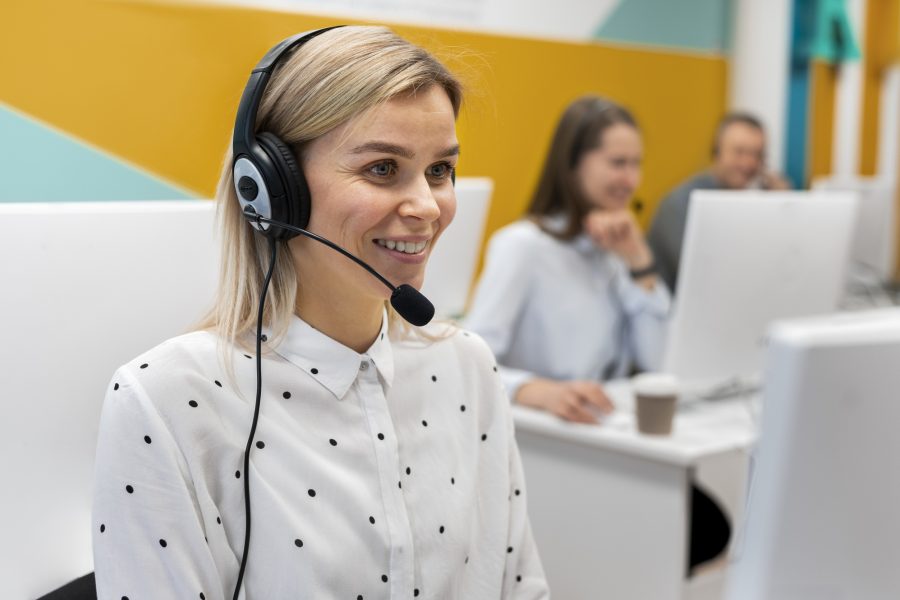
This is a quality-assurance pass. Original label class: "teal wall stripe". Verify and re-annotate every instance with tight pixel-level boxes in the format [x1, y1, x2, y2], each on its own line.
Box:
[0, 104, 195, 202]
[594, 0, 732, 53]
[785, 0, 817, 187]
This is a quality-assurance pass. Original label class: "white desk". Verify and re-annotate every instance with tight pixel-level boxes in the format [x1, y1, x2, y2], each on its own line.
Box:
[514, 381, 757, 600]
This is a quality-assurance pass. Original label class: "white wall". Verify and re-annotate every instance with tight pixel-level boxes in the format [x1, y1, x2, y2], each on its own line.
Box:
[728, 0, 794, 172]
[187, 0, 622, 41]
[832, 0, 867, 177]
[878, 65, 900, 184]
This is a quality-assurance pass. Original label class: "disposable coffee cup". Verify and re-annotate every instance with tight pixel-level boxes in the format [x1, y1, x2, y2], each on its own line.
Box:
[632, 373, 679, 435]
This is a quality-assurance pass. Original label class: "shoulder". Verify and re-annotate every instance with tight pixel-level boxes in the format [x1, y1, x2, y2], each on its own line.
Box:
[658, 172, 712, 214]
[108, 330, 225, 409]
[489, 219, 552, 248]
[117, 331, 219, 377]
[676, 172, 720, 198]
[486, 219, 561, 258]
[396, 324, 501, 384]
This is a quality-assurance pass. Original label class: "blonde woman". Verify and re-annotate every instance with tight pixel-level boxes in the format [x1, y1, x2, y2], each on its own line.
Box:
[92, 26, 548, 599]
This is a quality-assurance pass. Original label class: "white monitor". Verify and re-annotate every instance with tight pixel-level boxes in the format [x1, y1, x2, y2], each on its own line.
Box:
[812, 176, 896, 283]
[0, 201, 219, 598]
[421, 176, 493, 318]
[663, 190, 857, 386]
[726, 308, 900, 599]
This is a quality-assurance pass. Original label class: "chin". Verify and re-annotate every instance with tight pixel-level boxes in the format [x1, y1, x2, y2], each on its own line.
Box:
[403, 273, 426, 291]
[726, 174, 754, 189]
[599, 199, 630, 211]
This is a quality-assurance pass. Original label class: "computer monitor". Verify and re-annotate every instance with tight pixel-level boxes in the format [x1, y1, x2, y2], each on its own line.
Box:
[1, 200, 219, 597]
[662, 190, 857, 386]
[725, 308, 900, 599]
[812, 176, 896, 283]
[420, 176, 493, 318]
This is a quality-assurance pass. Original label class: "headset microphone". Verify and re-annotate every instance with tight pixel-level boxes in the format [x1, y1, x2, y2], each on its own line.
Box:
[243, 207, 435, 326]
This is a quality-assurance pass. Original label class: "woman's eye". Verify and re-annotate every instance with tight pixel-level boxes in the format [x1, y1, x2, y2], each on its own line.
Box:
[428, 163, 452, 178]
[368, 161, 396, 177]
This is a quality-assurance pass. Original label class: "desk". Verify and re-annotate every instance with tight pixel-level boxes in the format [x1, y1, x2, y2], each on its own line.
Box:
[514, 381, 757, 600]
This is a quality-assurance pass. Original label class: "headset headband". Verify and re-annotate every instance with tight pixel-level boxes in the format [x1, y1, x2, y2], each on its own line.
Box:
[233, 26, 344, 160]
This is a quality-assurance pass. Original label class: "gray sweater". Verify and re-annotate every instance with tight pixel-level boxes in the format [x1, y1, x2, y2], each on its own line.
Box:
[647, 171, 722, 293]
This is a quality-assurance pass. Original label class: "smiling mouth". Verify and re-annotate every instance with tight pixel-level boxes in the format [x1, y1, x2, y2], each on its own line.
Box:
[374, 239, 428, 254]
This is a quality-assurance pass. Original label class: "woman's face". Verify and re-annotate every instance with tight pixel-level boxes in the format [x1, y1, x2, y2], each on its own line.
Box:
[575, 123, 643, 211]
[294, 85, 458, 305]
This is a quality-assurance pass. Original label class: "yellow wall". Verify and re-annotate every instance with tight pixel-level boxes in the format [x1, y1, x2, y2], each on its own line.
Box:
[2, 0, 727, 240]
[809, 60, 836, 181]
[860, 0, 900, 175]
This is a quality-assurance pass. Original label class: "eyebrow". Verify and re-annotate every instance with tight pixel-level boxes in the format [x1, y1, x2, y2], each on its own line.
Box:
[349, 141, 460, 160]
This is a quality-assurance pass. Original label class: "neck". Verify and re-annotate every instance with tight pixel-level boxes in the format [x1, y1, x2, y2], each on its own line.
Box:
[294, 284, 384, 354]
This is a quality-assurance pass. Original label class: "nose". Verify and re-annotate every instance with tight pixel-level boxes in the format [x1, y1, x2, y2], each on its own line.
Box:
[738, 148, 763, 170]
[398, 176, 442, 222]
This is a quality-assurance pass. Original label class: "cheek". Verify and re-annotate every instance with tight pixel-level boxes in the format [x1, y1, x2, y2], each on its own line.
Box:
[623, 169, 641, 188]
[595, 167, 624, 193]
[577, 163, 603, 194]
[427, 194, 456, 250]
[308, 187, 379, 243]
[438, 193, 457, 229]
[304, 179, 343, 229]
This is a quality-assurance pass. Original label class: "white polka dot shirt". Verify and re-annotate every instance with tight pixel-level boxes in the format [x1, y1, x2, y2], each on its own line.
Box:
[92, 313, 549, 600]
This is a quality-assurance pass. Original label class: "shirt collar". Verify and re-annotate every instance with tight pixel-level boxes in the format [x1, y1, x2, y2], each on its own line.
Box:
[267, 309, 394, 399]
[538, 213, 596, 255]
[366, 312, 394, 389]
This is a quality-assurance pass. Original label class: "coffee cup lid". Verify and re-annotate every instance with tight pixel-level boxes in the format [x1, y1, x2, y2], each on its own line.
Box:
[632, 372, 679, 396]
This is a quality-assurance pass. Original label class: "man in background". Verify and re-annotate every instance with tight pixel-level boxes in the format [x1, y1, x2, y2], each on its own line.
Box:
[648, 112, 791, 292]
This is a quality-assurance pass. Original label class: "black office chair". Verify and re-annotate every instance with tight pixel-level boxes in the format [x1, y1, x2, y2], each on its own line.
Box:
[36, 573, 96, 600]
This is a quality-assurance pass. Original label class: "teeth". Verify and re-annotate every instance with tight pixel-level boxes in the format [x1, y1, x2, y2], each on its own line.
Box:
[376, 239, 427, 254]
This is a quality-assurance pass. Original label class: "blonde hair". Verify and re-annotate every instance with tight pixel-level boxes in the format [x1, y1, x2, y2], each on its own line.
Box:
[198, 26, 463, 355]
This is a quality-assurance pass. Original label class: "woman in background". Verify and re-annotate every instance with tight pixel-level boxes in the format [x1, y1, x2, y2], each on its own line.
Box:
[466, 96, 669, 424]
[467, 97, 729, 572]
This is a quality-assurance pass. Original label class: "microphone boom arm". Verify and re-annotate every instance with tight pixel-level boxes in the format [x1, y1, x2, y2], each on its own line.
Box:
[243, 207, 435, 326]
[246, 209, 397, 292]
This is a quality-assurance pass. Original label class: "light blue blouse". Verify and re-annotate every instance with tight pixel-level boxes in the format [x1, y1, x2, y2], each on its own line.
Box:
[465, 218, 670, 399]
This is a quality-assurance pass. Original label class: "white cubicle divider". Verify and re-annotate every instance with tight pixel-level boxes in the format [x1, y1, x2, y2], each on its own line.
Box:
[420, 177, 492, 318]
[726, 308, 900, 599]
[1, 201, 219, 598]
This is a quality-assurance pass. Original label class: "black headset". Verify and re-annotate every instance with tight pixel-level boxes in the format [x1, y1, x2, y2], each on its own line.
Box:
[232, 26, 345, 239]
[229, 27, 345, 600]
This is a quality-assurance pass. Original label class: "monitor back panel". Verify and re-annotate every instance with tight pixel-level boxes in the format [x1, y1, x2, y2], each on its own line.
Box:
[663, 190, 856, 383]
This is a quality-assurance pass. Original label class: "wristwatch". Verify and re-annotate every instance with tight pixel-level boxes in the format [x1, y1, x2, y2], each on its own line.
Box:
[629, 261, 658, 280]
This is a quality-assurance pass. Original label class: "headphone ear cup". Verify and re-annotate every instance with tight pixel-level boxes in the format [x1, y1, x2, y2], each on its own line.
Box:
[257, 132, 311, 233]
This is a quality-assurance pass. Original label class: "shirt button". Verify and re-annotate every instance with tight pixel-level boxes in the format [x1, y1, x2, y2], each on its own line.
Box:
[359, 361, 369, 371]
